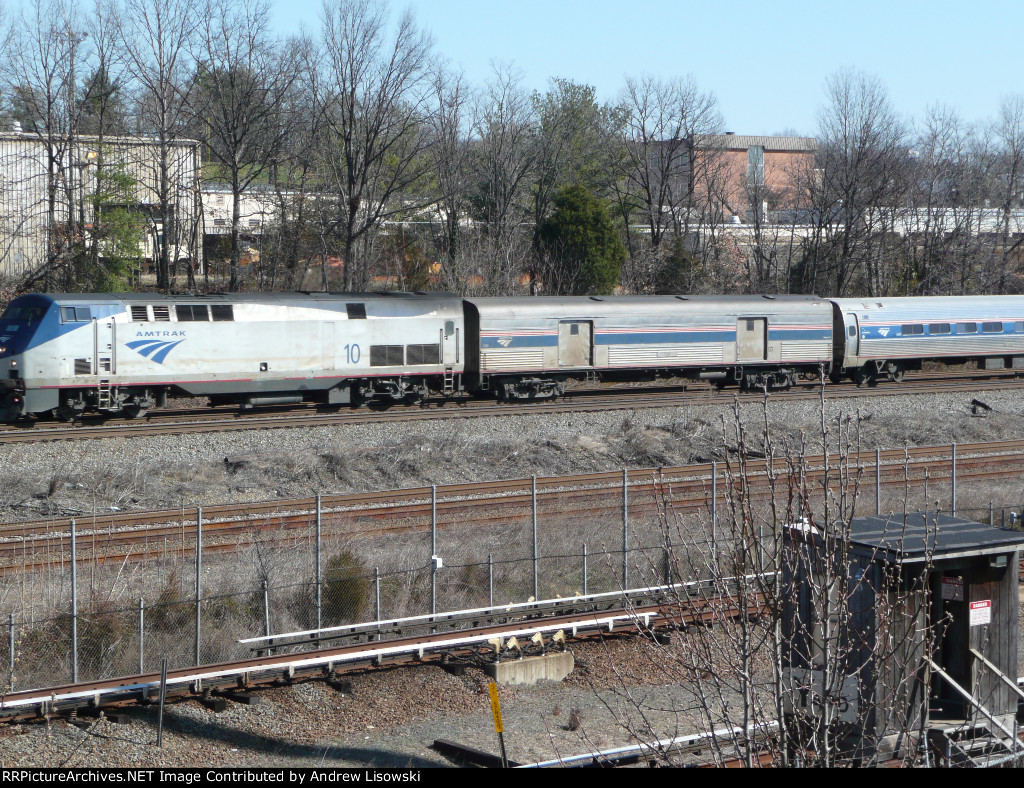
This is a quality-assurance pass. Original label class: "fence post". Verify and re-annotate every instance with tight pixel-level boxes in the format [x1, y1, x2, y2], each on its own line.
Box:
[876, 448, 881, 516]
[157, 657, 168, 748]
[374, 567, 380, 635]
[951, 443, 957, 516]
[194, 507, 202, 667]
[431, 485, 437, 616]
[262, 580, 270, 639]
[583, 543, 588, 597]
[8, 611, 14, 690]
[622, 469, 629, 591]
[711, 462, 718, 568]
[991, 500, 995, 526]
[138, 598, 144, 675]
[70, 518, 78, 684]
[488, 554, 493, 608]
[315, 494, 322, 633]
[532, 475, 538, 601]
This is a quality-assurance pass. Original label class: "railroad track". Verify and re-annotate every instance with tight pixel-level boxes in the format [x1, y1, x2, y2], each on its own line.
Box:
[2, 438, 1021, 573]
[0, 370, 1021, 444]
[0, 580, 753, 721]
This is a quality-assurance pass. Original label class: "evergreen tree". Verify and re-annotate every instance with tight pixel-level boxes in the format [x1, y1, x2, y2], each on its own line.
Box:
[537, 184, 625, 295]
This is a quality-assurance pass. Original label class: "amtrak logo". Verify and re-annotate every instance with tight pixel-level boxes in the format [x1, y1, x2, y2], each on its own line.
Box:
[497, 337, 513, 347]
[878, 328, 890, 337]
[126, 338, 184, 364]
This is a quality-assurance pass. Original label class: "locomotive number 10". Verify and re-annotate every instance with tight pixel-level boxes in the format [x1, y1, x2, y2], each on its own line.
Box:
[344, 344, 361, 364]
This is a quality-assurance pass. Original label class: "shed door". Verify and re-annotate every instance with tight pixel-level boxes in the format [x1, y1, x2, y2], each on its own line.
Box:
[558, 321, 593, 367]
[736, 318, 767, 362]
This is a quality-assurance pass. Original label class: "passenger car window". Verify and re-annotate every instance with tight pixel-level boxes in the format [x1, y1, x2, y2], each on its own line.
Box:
[957, 322, 977, 334]
[900, 324, 923, 335]
[982, 322, 1003, 333]
[928, 323, 951, 334]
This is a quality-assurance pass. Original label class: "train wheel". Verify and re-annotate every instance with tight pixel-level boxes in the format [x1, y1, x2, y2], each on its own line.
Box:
[888, 364, 905, 383]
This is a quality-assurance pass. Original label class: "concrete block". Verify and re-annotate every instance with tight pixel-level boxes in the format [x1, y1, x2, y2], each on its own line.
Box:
[484, 651, 575, 686]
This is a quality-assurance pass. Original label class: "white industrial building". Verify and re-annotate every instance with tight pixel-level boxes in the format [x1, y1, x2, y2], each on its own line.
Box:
[0, 130, 202, 278]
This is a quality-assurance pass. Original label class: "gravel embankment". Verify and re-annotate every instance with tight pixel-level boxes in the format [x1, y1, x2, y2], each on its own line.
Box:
[0, 636, 712, 768]
[2, 387, 1023, 521]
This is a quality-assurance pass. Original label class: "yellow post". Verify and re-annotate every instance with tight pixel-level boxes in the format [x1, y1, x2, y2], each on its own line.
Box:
[488, 681, 508, 768]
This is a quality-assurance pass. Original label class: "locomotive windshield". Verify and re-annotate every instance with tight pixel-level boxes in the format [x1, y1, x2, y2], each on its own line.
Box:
[1, 304, 46, 323]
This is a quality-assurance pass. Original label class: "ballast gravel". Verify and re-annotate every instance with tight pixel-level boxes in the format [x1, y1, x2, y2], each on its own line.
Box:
[0, 636, 709, 768]
[1, 387, 1024, 521]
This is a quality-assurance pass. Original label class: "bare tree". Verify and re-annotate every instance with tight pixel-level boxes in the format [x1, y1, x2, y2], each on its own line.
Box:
[190, 0, 303, 291]
[426, 62, 473, 292]
[993, 94, 1024, 293]
[613, 75, 721, 251]
[314, 0, 435, 291]
[117, 0, 199, 289]
[469, 62, 537, 294]
[1, 0, 90, 289]
[797, 70, 910, 296]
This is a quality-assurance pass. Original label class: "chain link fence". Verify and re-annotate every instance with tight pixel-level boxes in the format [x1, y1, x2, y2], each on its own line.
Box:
[1, 445, 1022, 695]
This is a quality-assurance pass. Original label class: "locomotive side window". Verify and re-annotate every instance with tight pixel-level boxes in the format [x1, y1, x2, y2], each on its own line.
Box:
[370, 345, 403, 366]
[176, 305, 210, 321]
[346, 303, 367, 319]
[152, 306, 170, 321]
[982, 321, 1003, 333]
[957, 322, 977, 333]
[900, 324, 923, 335]
[130, 306, 149, 321]
[406, 344, 440, 365]
[211, 305, 234, 321]
[928, 323, 950, 334]
[60, 306, 92, 322]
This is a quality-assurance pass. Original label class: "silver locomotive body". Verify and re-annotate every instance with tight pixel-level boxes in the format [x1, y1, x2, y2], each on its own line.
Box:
[0, 291, 464, 420]
[463, 295, 834, 397]
[831, 296, 1024, 382]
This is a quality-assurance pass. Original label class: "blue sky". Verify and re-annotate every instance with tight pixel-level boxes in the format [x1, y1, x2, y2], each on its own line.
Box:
[274, 0, 1023, 137]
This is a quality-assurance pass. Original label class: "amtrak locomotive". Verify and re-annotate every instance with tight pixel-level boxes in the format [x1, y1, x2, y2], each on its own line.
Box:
[1, 291, 1024, 421]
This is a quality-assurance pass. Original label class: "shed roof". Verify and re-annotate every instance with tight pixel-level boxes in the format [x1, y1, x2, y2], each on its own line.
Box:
[848, 513, 1024, 563]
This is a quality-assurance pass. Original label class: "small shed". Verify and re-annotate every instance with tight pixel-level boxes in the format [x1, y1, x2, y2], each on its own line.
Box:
[783, 512, 1024, 762]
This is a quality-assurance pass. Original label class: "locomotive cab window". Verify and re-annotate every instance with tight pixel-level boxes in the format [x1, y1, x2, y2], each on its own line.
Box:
[982, 321, 1003, 333]
[346, 303, 366, 320]
[928, 323, 951, 334]
[957, 322, 977, 334]
[444, 320, 454, 337]
[60, 306, 92, 322]
[211, 305, 234, 321]
[900, 324, 923, 335]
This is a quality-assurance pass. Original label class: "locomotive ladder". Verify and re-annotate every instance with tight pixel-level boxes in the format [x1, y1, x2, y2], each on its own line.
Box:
[97, 379, 112, 408]
[443, 367, 455, 395]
